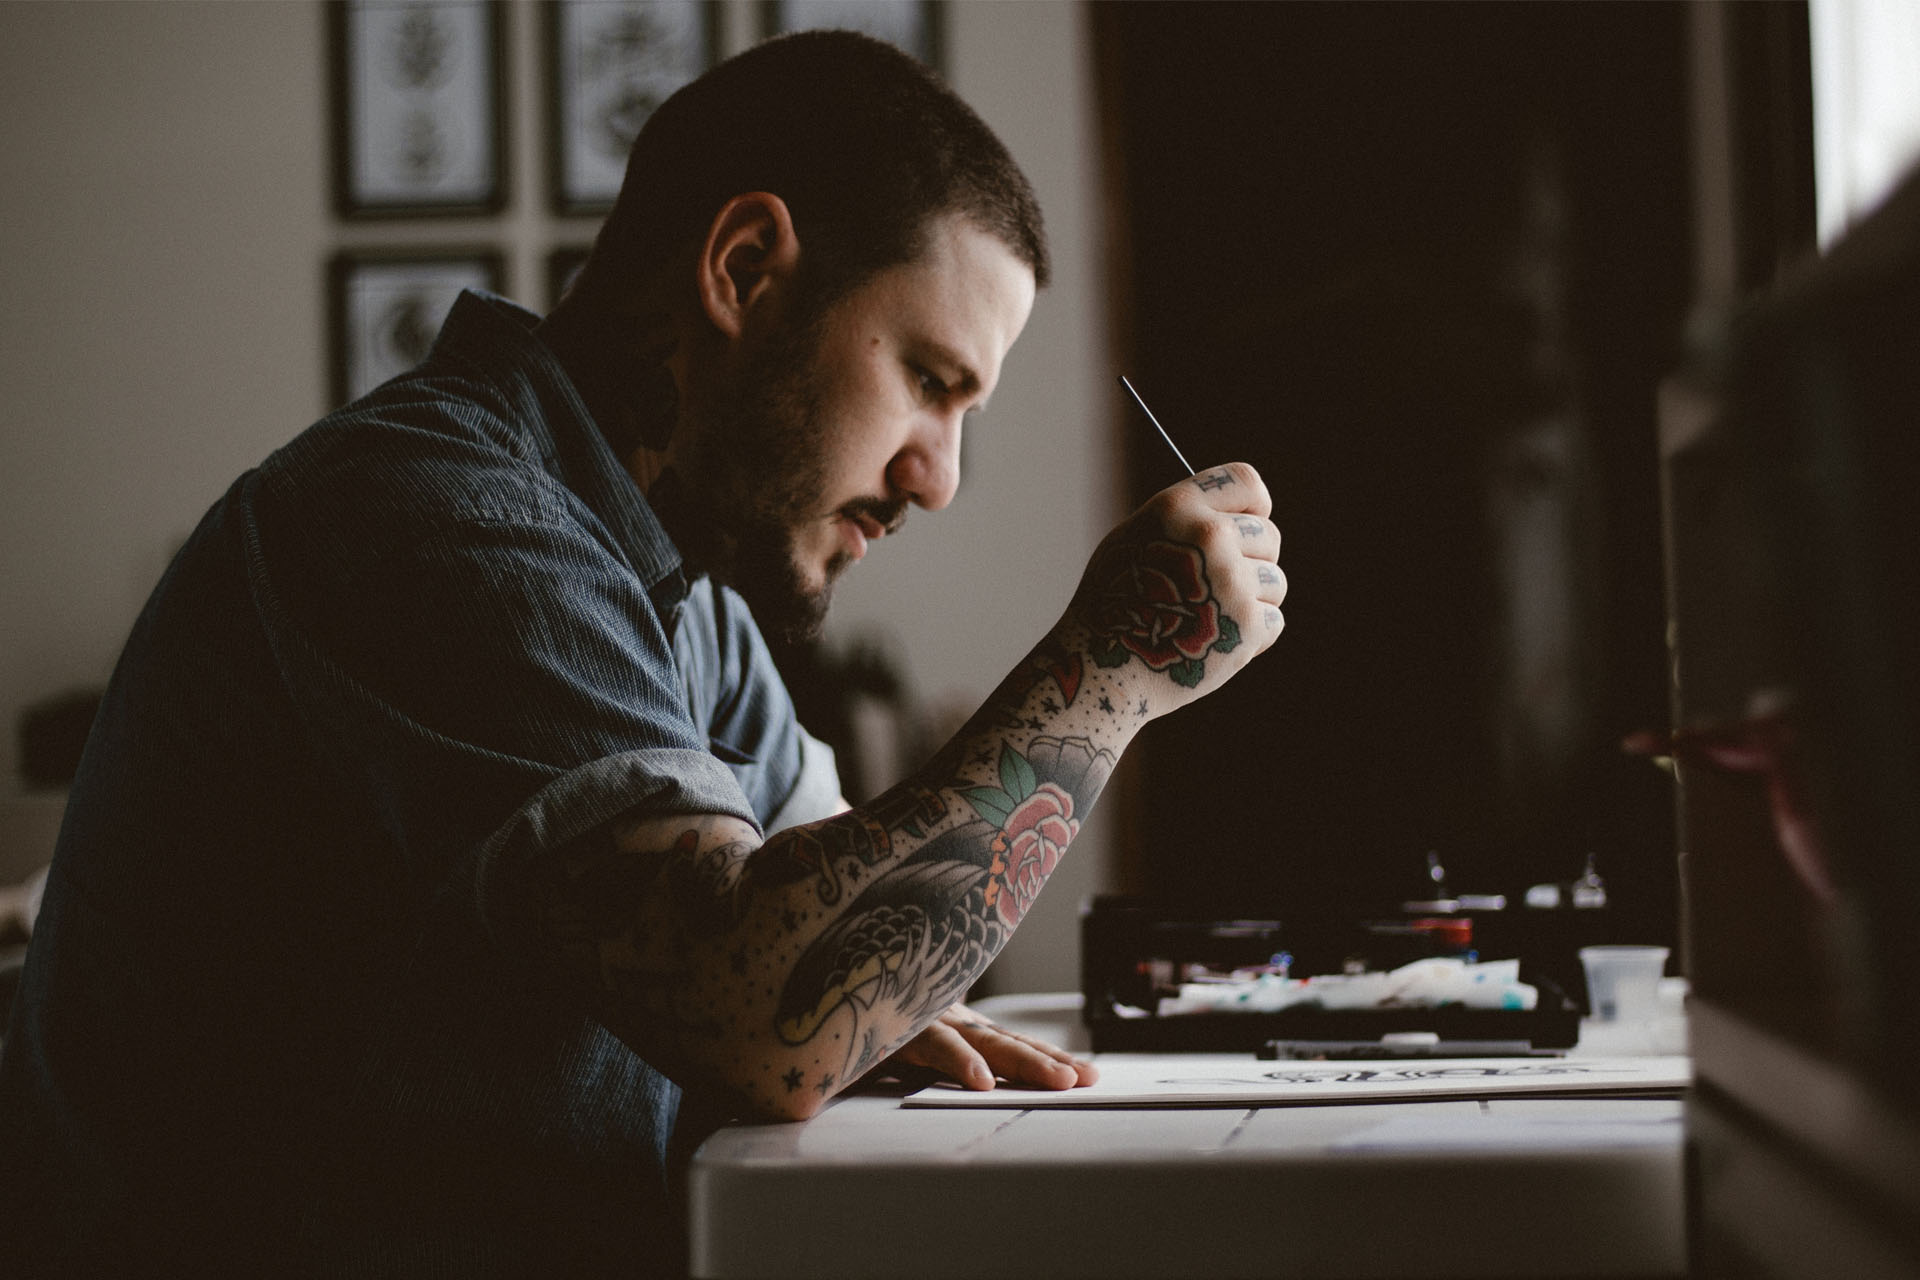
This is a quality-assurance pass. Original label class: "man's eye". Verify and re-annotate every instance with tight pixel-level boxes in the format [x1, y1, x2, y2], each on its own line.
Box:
[914, 366, 948, 399]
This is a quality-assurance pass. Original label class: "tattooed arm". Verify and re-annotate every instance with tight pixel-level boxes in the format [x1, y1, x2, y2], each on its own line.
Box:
[522, 462, 1285, 1121]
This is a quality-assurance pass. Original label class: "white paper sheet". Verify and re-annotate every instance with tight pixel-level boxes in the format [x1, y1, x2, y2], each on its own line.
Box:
[901, 1053, 1691, 1108]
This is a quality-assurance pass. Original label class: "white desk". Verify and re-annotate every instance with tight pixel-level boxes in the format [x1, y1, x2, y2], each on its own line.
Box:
[687, 996, 1686, 1280]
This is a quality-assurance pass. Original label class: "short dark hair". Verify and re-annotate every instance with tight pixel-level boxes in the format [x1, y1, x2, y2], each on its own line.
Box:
[584, 30, 1049, 313]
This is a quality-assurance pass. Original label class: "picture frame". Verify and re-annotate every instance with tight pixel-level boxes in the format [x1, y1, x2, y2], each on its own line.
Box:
[329, 0, 508, 218]
[547, 245, 595, 309]
[761, 0, 943, 73]
[328, 248, 504, 405]
[548, 0, 719, 216]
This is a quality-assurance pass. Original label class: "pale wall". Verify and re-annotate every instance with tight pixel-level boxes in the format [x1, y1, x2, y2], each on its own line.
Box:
[0, 0, 1117, 993]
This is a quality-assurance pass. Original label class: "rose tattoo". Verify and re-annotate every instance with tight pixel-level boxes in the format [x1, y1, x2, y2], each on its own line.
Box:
[1084, 538, 1240, 687]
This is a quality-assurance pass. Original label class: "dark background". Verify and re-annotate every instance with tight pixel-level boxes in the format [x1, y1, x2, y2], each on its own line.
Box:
[1094, 1, 1713, 949]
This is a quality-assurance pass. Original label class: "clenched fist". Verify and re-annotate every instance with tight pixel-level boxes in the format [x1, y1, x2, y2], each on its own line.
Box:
[1065, 461, 1285, 715]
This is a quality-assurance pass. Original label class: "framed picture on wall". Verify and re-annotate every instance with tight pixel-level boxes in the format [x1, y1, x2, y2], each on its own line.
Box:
[547, 245, 594, 309]
[328, 249, 503, 405]
[761, 0, 942, 72]
[548, 0, 718, 216]
[329, 0, 508, 218]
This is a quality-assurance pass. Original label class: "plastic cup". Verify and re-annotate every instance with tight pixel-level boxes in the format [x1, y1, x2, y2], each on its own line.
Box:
[1579, 945, 1670, 1023]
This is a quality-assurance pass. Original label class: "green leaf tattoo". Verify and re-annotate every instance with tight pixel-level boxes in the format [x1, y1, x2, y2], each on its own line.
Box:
[964, 744, 1041, 827]
[999, 742, 1037, 802]
[961, 787, 1014, 828]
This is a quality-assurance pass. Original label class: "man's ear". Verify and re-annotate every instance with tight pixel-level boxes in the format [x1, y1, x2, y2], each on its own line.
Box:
[696, 192, 800, 340]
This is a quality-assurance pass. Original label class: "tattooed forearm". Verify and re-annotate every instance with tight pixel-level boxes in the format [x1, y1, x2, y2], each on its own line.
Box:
[750, 810, 891, 905]
[771, 734, 1114, 1060]
[526, 620, 1160, 1119]
[526, 818, 752, 1064]
[665, 830, 757, 937]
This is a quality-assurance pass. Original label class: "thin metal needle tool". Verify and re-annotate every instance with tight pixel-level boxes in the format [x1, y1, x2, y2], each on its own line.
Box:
[1118, 375, 1195, 476]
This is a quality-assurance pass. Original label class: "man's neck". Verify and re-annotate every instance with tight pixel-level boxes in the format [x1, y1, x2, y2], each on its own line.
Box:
[535, 296, 678, 497]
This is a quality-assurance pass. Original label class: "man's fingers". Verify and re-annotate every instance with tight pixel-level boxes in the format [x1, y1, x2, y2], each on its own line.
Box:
[1182, 461, 1270, 518]
[889, 1008, 1099, 1092]
[1255, 559, 1288, 608]
[891, 1019, 994, 1089]
[1231, 513, 1282, 563]
[1224, 511, 1286, 644]
[948, 1010, 1098, 1090]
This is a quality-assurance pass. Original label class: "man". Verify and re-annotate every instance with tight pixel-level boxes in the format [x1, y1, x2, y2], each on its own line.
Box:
[0, 30, 1286, 1276]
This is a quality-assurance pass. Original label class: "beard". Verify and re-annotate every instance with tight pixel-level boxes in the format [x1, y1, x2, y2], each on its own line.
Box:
[651, 306, 900, 645]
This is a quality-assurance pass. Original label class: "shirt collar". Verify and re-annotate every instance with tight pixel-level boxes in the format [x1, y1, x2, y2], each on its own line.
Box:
[431, 291, 694, 611]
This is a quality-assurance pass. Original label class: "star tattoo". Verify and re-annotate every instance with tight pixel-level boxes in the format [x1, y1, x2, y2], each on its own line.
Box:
[782, 1066, 804, 1092]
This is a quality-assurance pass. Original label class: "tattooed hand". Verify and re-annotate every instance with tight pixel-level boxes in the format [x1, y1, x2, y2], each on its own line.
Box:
[1064, 461, 1285, 714]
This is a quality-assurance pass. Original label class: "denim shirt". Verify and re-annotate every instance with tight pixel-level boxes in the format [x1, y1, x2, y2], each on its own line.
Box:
[0, 292, 838, 1276]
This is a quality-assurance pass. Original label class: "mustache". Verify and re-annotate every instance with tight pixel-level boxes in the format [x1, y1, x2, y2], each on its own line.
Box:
[841, 496, 908, 537]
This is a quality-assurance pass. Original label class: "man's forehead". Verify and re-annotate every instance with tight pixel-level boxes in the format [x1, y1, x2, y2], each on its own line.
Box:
[892, 221, 1035, 376]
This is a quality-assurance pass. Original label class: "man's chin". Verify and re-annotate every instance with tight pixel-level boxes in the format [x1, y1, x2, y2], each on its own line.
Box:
[736, 554, 845, 646]
[762, 587, 832, 645]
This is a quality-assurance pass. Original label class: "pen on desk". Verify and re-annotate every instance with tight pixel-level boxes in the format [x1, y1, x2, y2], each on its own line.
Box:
[1118, 375, 1195, 476]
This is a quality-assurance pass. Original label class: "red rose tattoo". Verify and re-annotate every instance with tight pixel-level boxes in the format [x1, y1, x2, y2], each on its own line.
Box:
[986, 783, 1078, 929]
[1086, 538, 1240, 687]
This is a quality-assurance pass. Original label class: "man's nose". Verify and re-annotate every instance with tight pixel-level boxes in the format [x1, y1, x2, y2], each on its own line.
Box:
[887, 411, 962, 512]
